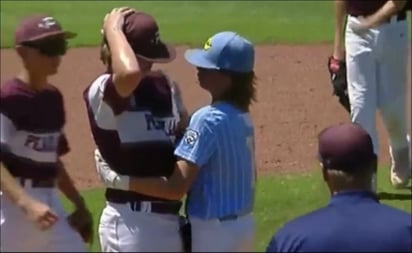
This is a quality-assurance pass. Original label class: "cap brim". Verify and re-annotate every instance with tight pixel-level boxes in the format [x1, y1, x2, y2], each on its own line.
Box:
[135, 41, 176, 64]
[23, 30, 77, 43]
[184, 49, 219, 70]
[62, 31, 77, 39]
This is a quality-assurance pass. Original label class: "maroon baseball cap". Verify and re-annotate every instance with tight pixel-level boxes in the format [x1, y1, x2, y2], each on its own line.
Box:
[15, 14, 76, 45]
[318, 123, 377, 172]
[122, 11, 176, 63]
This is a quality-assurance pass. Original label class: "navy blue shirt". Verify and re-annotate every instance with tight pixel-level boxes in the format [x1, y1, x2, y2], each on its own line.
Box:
[266, 191, 412, 252]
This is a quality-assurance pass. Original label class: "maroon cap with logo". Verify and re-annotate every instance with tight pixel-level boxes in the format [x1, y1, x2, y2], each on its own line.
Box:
[122, 11, 176, 63]
[15, 14, 76, 45]
[318, 123, 377, 172]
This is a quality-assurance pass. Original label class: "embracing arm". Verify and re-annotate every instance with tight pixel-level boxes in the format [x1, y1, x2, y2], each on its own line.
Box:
[125, 117, 215, 200]
[128, 160, 198, 200]
[333, 0, 348, 60]
[96, 111, 217, 200]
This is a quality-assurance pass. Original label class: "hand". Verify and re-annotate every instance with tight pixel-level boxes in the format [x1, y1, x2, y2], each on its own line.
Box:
[350, 16, 372, 33]
[328, 56, 344, 73]
[67, 207, 93, 243]
[21, 197, 58, 230]
[351, 22, 371, 33]
[93, 149, 130, 190]
[102, 7, 135, 34]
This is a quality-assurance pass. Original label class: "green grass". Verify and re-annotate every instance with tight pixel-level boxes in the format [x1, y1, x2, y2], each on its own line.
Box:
[62, 168, 411, 252]
[0, 0, 335, 48]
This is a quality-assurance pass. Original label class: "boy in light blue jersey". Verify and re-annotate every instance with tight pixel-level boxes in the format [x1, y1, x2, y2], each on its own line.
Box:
[95, 31, 258, 252]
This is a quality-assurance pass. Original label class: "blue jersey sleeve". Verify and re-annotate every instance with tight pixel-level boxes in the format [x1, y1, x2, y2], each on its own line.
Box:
[174, 107, 217, 167]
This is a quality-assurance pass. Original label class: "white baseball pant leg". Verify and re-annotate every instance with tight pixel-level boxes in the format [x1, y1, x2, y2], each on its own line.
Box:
[189, 214, 255, 252]
[346, 16, 410, 177]
[98, 201, 182, 252]
[0, 183, 86, 252]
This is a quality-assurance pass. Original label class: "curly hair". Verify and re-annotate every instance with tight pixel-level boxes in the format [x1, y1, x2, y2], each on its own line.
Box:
[100, 37, 111, 66]
[220, 71, 257, 112]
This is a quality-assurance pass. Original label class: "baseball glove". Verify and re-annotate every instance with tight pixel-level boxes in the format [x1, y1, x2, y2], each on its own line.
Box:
[67, 208, 94, 244]
[327, 56, 351, 113]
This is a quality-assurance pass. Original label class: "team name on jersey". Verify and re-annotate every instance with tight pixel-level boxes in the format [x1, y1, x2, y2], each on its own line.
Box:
[24, 134, 59, 152]
[145, 113, 179, 137]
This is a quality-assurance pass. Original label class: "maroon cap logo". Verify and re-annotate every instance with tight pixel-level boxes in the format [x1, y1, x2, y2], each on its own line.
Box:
[151, 31, 160, 46]
[37, 17, 59, 29]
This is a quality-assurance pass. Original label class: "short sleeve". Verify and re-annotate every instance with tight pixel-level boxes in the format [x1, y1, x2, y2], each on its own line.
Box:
[0, 113, 16, 162]
[174, 109, 217, 167]
[102, 76, 130, 115]
[86, 74, 130, 116]
[0, 113, 16, 146]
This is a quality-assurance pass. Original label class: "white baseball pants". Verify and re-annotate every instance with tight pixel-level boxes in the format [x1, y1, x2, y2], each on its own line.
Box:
[189, 214, 255, 252]
[0, 181, 86, 252]
[345, 15, 410, 168]
[98, 201, 183, 252]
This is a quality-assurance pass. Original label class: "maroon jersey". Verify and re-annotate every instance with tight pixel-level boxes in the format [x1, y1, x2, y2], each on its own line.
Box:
[0, 78, 69, 179]
[83, 71, 185, 202]
[347, 0, 388, 16]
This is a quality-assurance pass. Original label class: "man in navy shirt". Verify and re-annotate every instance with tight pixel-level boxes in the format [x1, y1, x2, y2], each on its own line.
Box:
[266, 123, 412, 252]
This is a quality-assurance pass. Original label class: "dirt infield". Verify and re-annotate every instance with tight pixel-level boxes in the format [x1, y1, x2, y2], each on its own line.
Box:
[1, 45, 410, 190]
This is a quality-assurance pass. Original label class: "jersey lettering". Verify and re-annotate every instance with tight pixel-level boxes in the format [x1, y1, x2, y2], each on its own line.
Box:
[24, 134, 58, 152]
[145, 114, 179, 136]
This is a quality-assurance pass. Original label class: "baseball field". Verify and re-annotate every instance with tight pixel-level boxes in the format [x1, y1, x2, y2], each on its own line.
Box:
[1, 1, 411, 252]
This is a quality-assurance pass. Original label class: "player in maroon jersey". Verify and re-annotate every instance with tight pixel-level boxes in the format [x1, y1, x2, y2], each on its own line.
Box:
[0, 14, 91, 251]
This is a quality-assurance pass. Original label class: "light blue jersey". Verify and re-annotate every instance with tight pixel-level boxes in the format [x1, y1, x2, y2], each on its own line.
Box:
[174, 102, 256, 219]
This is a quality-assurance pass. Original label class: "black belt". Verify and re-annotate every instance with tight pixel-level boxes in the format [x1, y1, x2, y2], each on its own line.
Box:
[218, 214, 239, 222]
[18, 178, 56, 188]
[350, 11, 406, 23]
[110, 199, 182, 215]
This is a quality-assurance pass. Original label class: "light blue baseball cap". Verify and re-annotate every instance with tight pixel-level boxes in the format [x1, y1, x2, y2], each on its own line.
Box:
[184, 31, 255, 73]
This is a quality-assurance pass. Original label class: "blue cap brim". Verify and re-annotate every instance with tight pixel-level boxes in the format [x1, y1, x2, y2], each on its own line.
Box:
[184, 49, 219, 70]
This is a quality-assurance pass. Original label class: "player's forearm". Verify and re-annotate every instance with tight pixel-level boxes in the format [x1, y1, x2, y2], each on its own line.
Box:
[365, 0, 407, 27]
[127, 160, 196, 200]
[129, 176, 183, 201]
[106, 29, 139, 77]
[56, 161, 85, 210]
[333, 0, 347, 59]
[0, 164, 31, 208]
[105, 28, 143, 97]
